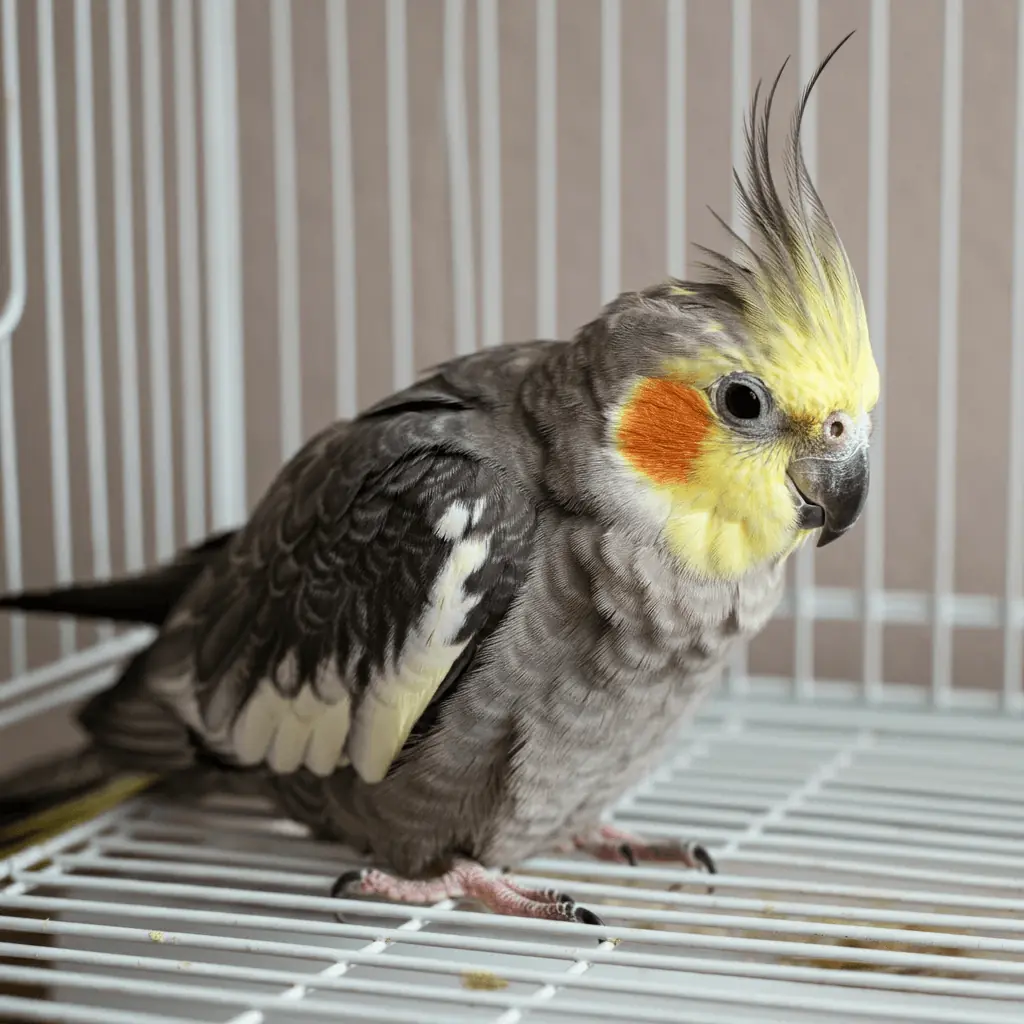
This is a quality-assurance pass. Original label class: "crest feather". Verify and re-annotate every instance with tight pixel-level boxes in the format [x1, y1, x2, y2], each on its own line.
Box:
[696, 31, 867, 363]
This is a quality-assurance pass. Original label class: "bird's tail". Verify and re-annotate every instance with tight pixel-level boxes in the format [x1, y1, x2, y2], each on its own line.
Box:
[0, 533, 234, 856]
[0, 576, 186, 626]
[0, 746, 158, 857]
[0, 529, 237, 627]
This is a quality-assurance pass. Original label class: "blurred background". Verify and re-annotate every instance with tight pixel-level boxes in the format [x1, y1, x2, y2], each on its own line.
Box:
[0, 0, 1021, 773]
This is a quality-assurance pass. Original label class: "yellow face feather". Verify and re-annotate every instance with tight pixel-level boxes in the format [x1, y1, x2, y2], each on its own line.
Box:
[615, 188, 879, 582]
[613, 33, 878, 580]
[615, 322, 878, 580]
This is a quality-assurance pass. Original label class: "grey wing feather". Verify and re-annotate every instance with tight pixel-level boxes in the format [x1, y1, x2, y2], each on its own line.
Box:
[91, 410, 537, 786]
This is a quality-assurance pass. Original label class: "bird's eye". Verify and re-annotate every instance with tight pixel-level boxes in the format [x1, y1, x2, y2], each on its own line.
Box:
[723, 381, 762, 420]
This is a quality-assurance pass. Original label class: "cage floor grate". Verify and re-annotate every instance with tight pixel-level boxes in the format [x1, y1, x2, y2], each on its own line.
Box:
[2, 695, 1024, 1024]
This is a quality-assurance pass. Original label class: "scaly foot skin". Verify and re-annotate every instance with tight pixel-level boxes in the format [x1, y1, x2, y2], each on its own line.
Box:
[331, 858, 605, 926]
[571, 823, 717, 873]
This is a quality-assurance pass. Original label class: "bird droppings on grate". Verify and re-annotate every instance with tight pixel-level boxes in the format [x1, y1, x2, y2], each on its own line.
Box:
[768, 922, 990, 978]
[460, 969, 510, 991]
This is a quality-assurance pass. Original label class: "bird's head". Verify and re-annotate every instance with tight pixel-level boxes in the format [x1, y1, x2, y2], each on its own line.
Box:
[600, 34, 878, 580]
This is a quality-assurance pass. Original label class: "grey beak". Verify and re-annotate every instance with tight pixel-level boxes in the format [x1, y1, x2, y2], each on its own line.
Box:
[788, 445, 871, 549]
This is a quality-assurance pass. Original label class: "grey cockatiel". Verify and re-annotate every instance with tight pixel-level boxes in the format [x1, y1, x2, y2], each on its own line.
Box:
[0, 38, 877, 926]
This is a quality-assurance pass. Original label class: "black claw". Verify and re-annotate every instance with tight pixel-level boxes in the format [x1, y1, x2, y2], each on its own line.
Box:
[618, 843, 638, 867]
[574, 906, 606, 928]
[693, 844, 717, 875]
[329, 869, 370, 924]
[549, 890, 575, 905]
[330, 869, 369, 900]
[566, 903, 608, 945]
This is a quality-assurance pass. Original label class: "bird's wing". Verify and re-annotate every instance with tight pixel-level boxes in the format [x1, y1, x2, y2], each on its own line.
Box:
[143, 416, 537, 784]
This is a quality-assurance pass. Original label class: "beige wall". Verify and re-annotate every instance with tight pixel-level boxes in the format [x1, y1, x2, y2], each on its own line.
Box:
[0, 0, 1020, 731]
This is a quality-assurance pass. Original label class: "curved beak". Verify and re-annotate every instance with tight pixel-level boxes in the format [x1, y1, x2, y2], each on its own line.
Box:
[788, 445, 870, 548]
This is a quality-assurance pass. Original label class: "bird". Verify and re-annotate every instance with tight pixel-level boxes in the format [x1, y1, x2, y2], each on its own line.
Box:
[0, 34, 877, 928]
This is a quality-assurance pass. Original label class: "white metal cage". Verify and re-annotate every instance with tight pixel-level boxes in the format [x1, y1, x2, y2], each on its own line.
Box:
[2, 0, 1024, 1021]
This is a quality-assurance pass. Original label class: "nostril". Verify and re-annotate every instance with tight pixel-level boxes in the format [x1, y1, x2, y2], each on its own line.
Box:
[823, 412, 853, 445]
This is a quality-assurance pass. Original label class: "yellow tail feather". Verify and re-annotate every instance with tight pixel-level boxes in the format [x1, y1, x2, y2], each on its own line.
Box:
[0, 773, 159, 856]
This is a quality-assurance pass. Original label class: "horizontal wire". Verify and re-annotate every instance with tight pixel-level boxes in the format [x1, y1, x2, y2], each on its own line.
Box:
[11, 871, 1024, 974]
[43, 852, 1024, 954]
[0, 996, 194, 1024]
[0, 941, 1017, 1024]
[0, 919, 1019, 1007]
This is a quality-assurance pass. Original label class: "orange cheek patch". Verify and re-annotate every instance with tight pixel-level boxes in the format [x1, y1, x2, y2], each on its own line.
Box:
[617, 378, 712, 485]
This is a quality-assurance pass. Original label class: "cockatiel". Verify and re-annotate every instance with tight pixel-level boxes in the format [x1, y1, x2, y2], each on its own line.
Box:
[0, 37, 877, 927]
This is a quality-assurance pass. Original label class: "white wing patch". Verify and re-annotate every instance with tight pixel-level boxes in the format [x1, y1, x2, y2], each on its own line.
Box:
[346, 512, 491, 782]
[230, 677, 353, 777]
[435, 501, 472, 540]
[231, 679, 286, 764]
[225, 500, 490, 782]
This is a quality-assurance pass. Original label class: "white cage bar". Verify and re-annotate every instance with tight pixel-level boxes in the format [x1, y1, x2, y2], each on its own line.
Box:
[1, 1, 1024, 1021]
[0, 0, 24, 678]
[201, 0, 246, 531]
[726, 0, 751, 696]
[862, 0, 890, 705]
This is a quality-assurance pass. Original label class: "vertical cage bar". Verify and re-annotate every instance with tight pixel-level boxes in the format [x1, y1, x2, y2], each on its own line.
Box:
[201, 0, 247, 529]
[141, 0, 176, 561]
[730, 0, 750, 243]
[174, 0, 206, 542]
[931, 0, 963, 706]
[728, 0, 751, 694]
[1003, 0, 1024, 712]
[271, 0, 303, 460]
[601, 0, 620, 304]
[862, 0, 890, 704]
[536, 0, 557, 338]
[386, 0, 414, 390]
[327, 0, 357, 420]
[666, 0, 686, 279]
[792, 0, 819, 702]
[0, 0, 25, 674]
[0, 0, 24, 340]
[37, 0, 76, 656]
[478, 0, 503, 347]
[445, 0, 477, 357]
[108, 0, 146, 572]
[75, 0, 115, 627]
[0, 341, 23, 676]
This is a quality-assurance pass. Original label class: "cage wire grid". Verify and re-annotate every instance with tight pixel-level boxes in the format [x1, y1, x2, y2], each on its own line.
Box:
[1, 0, 1024, 1021]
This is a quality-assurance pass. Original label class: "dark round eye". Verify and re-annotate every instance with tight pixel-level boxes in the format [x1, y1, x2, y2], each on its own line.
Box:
[723, 381, 762, 420]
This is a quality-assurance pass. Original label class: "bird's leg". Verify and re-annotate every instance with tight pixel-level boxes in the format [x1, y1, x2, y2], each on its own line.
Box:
[331, 859, 604, 925]
[572, 824, 716, 873]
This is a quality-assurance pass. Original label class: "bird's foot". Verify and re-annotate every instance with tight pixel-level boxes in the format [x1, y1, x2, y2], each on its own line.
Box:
[572, 824, 716, 874]
[331, 859, 605, 926]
